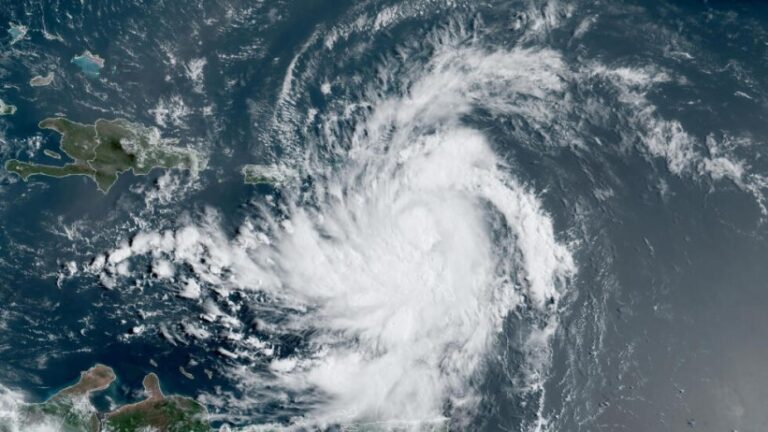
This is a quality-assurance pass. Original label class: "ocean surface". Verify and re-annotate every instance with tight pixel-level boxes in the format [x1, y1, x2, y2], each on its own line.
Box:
[1, 0, 768, 430]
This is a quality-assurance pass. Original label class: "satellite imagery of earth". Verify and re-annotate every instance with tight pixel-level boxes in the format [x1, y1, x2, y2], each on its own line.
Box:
[1, 0, 768, 431]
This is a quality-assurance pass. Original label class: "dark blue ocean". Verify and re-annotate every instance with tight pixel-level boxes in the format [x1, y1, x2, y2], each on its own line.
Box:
[1, 1, 768, 431]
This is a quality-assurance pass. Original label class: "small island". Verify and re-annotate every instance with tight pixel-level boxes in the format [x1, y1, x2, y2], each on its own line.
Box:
[5, 117, 200, 193]
[1, 364, 211, 432]
[0, 98, 16, 116]
[30, 71, 55, 87]
[44, 149, 62, 159]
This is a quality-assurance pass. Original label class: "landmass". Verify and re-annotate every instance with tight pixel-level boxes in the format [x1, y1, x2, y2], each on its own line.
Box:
[5, 117, 200, 192]
[9, 364, 115, 432]
[104, 373, 210, 432]
[0, 364, 211, 432]
[0, 99, 16, 116]
[242, 163, 294, 185]
[30, 71, 55, 87]
[72, 50, 105, 77]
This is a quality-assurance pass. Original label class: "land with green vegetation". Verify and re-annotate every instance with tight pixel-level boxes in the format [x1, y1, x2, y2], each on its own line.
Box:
[103, 373, 210, 432]
[5, 364, 115, 432]
[5, 117, 199, 192]
[242, 163, 292, 185]
[0, 364, 211, 432]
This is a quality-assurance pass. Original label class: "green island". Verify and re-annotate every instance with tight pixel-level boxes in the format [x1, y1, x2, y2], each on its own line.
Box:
[242, 163, 292, 185]
[0, 364, 212, 432]
[5, 117, 200, 192]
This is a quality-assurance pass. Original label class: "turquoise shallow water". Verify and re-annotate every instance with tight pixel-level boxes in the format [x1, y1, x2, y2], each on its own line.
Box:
[71, 53, 103, 78]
